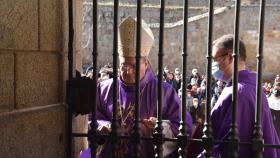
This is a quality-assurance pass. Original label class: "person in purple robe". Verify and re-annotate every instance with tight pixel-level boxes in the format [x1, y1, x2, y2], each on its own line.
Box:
[198, 34, 280, 158]
[80, 16, 192, 158]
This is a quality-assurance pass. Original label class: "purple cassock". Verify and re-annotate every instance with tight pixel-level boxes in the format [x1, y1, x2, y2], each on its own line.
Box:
[205, 70, 280, 158]
[81, 67, 192, 158]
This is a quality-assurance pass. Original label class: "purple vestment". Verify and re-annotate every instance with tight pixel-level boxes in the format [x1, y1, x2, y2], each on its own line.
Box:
[209, 70, 280, 157]
[81, 67, 192, 158]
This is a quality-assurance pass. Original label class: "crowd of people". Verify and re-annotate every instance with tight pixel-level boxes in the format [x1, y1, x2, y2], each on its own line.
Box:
[83, 63, 113, 82]
[162, 67, 225, 126]
[83, 61, 280, 157]
[83, 63, 279, 130]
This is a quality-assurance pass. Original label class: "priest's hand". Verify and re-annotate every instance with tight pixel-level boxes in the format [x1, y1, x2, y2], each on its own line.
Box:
[96, 124, 111, 145]
[98, 124, 112, 134]
[141, 117, 157, 136]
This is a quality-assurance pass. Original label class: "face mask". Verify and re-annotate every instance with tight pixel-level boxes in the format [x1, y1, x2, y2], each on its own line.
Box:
[273, 89, 280, 97]
[193, 101, 198, 108]
[212, 61, 224, 80]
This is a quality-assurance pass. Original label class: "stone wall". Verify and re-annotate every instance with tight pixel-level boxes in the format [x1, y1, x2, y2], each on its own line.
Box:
[149, 5, 280, 80]
[0, 0, 69, 157]
[97, 0, 280, 6]
[81, 1, 209, 67]
[82, 2, 280, 80]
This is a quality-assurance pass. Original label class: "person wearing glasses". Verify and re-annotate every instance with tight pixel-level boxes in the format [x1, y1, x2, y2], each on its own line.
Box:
[81, 16, 192, 158]
[198, 34, 280, 158]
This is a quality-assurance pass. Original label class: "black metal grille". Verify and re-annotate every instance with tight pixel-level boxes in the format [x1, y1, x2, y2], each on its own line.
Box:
[66, 0, 280, 158]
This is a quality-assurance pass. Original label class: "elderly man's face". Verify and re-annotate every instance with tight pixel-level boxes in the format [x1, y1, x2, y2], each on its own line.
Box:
[119, 57, 148, 85]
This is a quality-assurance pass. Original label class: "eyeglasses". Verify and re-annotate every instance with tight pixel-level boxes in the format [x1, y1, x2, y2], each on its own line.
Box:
[120, 64, 136, 72]
[212, 54, 228, 62]
[120, 60, 146, 72]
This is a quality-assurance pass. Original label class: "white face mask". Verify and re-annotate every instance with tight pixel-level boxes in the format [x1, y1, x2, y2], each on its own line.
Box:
[193, 100, 198, 108]
[212, 61, 224, 81]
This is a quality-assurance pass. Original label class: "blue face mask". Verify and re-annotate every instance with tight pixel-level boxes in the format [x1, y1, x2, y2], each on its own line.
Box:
[212, 61, 224, 80]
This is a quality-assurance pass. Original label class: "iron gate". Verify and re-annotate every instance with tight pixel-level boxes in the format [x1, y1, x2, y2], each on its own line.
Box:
[66, 0, 280, 158]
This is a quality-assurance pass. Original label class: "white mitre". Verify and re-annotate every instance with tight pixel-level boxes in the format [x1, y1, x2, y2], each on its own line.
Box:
[118, 16, 154, 57]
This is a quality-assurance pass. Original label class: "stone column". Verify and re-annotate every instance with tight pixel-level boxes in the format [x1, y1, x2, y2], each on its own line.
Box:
[72, 1, 89, 158]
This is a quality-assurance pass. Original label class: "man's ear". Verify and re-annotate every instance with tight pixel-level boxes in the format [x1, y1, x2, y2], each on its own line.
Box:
[144, 58, 149, 69]
[145, 61, 149, 68]
[227, 49, 233, 63]
[228, 54, 233, 63]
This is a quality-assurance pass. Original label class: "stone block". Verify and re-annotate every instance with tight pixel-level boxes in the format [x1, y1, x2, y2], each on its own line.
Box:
[75, 0, 84, 52]
[73, 115, 88, 158]
[0, 104, 66, 158]
[40, 0, 63, 51]
[0, 0, 38, 50]
[0, 53, 14, 111]
[62, 0, 69, 52]
[16, 52, 60, 108]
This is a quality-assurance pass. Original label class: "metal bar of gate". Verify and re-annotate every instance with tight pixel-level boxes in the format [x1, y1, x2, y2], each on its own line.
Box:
[230, 0, 241, 157]
[89, 0, 98, 158]
[177, 0, 189, 157]
[67, 0, 74, 157]
[111, 0, 119, 157]
[132, 0, 142, 157]
[154, 0, 165, 157]
[202, 0, 214, 157]
[253, 0, 266, 157]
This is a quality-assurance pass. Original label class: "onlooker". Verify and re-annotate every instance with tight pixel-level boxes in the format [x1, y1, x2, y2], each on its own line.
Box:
[174, 67, 181, 81]
[163, 66, 170, 80]
[211, 80, 225, 108]
[268, 82, 280, 137]
[174, 74, 181, 93]
[190, 83, 199, 98]
[186, 90, 194, 112]
[274, 74, 280, 84]
[98, 67, 111, 82]
[166, 72, 180, 93]
[265, 83, 273, 97]
[189, 68, 202, 86]
[190, 98, 204, 125]
[174, 67, 181, 76]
